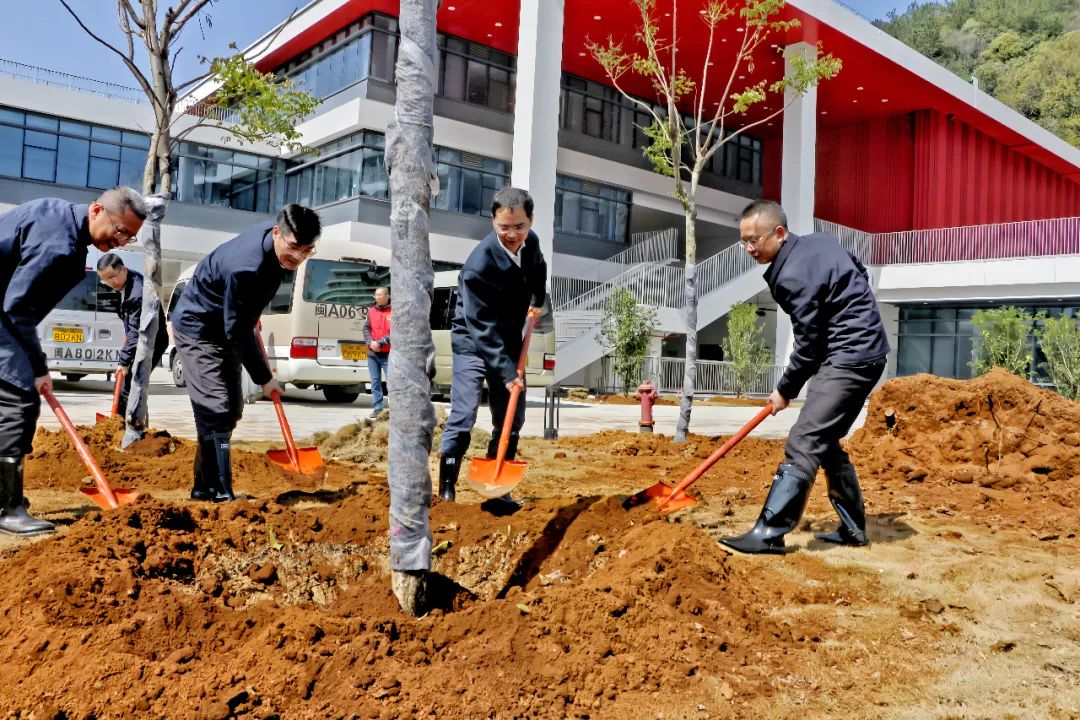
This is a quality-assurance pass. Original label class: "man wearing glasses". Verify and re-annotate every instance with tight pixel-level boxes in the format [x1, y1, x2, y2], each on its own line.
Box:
[436, 186, 547, 507]
[721, 199, 890, 555]
[0, 187, 147, 535]
[171, 204, 321, 502]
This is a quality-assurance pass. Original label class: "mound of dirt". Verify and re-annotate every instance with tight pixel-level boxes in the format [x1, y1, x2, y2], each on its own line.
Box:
[0, 481, 852, 718]
[849, 369, 1080, 533]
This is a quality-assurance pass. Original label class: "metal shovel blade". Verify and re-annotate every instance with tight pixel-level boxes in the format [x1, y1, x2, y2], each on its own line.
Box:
[624, 481, 698, 513]
[80, 487, 140, 510]
[94, 412, 109, 424]
[466, 457, 528, 498]
[266, 447, 325, 475]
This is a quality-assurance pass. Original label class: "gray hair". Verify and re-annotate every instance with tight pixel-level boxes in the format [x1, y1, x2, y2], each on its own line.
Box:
[96, 252, 125, 273]
[98, 186, 149, 220]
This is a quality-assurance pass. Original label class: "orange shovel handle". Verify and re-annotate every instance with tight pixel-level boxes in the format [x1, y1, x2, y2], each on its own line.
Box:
[657, 403, 774, 510]
[271, 390, 301, 472]
[490, 315, 537, 476]
[110, 372, 123, 416]
[40, 386, 120, 510]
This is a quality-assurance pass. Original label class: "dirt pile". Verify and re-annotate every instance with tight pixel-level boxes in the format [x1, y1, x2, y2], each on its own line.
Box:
[0, 483, 853, 718]
[849, 369, 1080, 533]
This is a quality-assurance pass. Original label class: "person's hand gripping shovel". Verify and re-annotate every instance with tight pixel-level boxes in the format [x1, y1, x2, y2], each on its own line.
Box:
[466, 311, 539, 498]
[254, 326, 325, 474]
[95, 372, 123, 424]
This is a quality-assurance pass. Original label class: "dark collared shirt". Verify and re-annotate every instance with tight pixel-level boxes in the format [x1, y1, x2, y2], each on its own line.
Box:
[0, 199, 93, 391]
[171, 221, 286, 386]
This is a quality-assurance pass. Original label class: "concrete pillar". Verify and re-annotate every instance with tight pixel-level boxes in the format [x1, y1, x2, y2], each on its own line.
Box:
[781, 42, 818, 235]
[511, 0, 564, 269]
[774, 308, 794, 366]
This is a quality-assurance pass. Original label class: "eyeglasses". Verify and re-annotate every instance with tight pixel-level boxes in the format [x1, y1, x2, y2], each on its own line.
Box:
[104, 209, 137, 241]
[495, 222, 529, 235]
[741, 230, 775, 249]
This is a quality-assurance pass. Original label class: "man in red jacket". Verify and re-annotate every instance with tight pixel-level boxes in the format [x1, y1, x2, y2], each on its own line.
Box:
[364, 286, 391, 419]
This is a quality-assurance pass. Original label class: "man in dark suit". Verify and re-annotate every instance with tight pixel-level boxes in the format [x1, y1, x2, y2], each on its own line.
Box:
[96, 253, 169, 416]
[0, 187, 146, 535]
[721, 199, 890, 555]
[171, 204, 321, 502]
[437, 187, 547, 505]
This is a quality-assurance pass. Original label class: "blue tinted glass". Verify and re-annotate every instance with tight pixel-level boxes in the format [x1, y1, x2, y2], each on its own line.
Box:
[90, 141, 121, 160]
[59, 120, 91, 137]
[23, 146, 56, 182]
[91, 126, 122, 142]
[0, 126, 22, 176]
[88, 156, 119, 188]
[56, 136, 90, 186]
[119, 146, 146, 187]
[24, 130, 57, 150]
[122, 131, 151, 148]
[0, 108, 24, 125]
[25, 114, 58, 131]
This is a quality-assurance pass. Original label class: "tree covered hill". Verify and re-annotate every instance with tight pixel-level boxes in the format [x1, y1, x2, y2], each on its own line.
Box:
[876, 0, 1080, 147]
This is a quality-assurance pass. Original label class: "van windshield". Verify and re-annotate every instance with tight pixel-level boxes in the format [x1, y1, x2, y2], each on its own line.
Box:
[302, 259, 390, 307]
[53, 271, 121, 314]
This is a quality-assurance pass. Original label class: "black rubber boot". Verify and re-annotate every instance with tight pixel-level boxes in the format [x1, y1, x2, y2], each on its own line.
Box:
[190, 439, 214, 501]
[0, 457, 55, 536]
[720, 464, 814, 555]
[816, 463, 869, 546]
[207, 432, 236, 502]
[438, 455, 461, 502]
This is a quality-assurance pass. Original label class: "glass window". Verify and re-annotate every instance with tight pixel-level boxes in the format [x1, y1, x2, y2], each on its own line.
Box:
[302, 259, 390, 306]
[0, 126, 23, 176]
[59, 120, 91, 138]
[0, 108, 24, 125]
[88, 156, 120, 188]
[265, 272, 295, 314]
[56, 136, 90, 186]
[53, 271, 99, 312]
[25, 114, 58, 132]
[91, 126, 122, 142]
[119, 146, 146, 188]
[23, 146, 56, 182]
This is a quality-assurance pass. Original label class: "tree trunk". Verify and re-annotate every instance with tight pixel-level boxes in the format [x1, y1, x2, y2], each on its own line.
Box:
[386, 0, 438, 583]
[675, 190, 699, 443]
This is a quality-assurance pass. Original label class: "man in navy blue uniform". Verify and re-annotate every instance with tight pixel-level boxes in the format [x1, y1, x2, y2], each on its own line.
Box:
[721, 200, 890, 554]
[0, 187, 147, 535]
[171, 204, 321, 502]
[96, 253, 169, 417]
[437, 187, 547, 506]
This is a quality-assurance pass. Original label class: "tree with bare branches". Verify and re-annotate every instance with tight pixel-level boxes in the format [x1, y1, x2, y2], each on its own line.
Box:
[58, 0, 319, 444]
[590, 0, 840, 442]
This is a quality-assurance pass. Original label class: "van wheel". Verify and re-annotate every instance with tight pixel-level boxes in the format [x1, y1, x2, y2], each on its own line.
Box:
[323, 386, 360, 404]
[63, 374, 86, 382]
[171, 353, 186, 387]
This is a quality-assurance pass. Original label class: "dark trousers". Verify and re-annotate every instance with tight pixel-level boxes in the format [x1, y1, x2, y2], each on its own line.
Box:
[117, 331, 169, 416]
[784, 361, 885, 479]
[173, 329, 244, 437]
[0, 379, 39, 457]
[439, 352, 525, 459]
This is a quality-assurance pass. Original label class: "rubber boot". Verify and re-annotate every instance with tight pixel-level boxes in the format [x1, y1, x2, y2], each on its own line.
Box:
[207, 432, 237, 502]
[0, 457, 55, 536]
[438, 455, 461, 502]
[485, 432, 524, 508]
[720, 464, 814, 554]
[816, 463, 869, 546]
[189, 440, 214, 501]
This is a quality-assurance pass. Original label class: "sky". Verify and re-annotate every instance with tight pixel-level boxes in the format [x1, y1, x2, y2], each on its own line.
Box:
[0, 0, 918, 89]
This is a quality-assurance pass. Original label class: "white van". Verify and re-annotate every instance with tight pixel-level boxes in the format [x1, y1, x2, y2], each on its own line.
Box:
[40, 248, 143, 381]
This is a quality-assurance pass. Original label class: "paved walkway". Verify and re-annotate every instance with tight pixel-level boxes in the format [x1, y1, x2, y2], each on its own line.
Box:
[37, 370, 866, 442]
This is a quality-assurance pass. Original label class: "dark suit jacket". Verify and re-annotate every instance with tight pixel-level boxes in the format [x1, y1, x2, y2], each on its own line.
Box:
[451, 229, 547, 385]
[116, 268, 168, 368]
[764, 232, 890, 399]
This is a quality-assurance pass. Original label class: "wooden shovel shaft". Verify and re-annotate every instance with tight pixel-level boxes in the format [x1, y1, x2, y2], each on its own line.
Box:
[40, 387, 120, 510]
[271, 390, 301, 471]
[110, 373, 123, 416]
[657, 403, 774, 510]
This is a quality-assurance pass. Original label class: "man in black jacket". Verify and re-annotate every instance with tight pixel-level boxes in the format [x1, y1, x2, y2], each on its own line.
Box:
[96, 253, 169, 417]
[436, 187, 547, 505]
[0, 187, 147, 535]
[721, 199, 890, 554]
[171, 204, 321, 501]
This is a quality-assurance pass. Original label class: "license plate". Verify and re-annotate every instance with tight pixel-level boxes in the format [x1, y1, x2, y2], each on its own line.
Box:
[340, 342, 367, 361]
[52, 327, 84, 343]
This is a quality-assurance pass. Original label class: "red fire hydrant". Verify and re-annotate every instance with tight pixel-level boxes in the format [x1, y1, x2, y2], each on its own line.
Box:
[634, 379, 658, 433]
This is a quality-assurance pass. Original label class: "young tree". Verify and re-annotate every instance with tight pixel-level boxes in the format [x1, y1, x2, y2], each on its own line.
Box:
[385, 0, 439, 616]
[1034, 313, 1080, 400]
[970, 306, 1034, 377]
[596, 287, 659, 394]
[722, 302, 771, 397]
[590, 0, 840, 441]
[58, 0, 319, 444]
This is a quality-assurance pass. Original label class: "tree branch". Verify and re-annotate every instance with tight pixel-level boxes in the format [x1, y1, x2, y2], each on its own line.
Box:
[57, 0, 157, 101]
[119, 0, 145, 31]
[169, 0, 213, 42]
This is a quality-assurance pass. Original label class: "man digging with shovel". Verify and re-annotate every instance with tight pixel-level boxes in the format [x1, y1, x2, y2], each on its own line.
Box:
[0, 188, 147, 535]
[437, 187, 547, 508]
[721, 199, 890, 555]
[171, 204, 321, 502]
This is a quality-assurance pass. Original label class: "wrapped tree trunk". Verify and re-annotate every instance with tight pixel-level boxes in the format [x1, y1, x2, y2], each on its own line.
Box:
[385, 0, 438, 616]
[122, 192, 169, 448]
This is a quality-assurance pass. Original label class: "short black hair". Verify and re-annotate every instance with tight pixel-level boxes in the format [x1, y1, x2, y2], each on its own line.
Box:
[277, 204, 322, 246]
[740, 199, 788, 230]
[96, 252, 125, 272]
[491, 187, 534, 219]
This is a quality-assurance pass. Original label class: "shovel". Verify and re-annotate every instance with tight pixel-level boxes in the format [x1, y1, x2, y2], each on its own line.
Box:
[254, 328, 324, 474]
[466, 314, 537, 498]
[40, 386, 138, 510]
[626, 403, 774, 513]
[95, 372, 123, 424]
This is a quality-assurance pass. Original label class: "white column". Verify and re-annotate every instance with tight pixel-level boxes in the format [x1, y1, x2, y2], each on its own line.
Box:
[780, 42, 818, 235]
[511, 0, 564, 268]
[774, 308, 794, 366]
